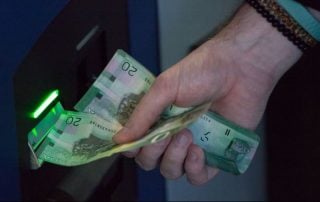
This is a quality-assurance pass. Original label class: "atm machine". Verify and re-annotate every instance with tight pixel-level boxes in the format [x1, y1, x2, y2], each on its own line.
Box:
[1, 0, 148, 200]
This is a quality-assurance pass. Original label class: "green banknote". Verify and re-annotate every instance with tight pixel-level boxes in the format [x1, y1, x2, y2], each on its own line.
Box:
[33, 102, 209, 167]
[94, 103, 210, 158]
[163, 105, 260, 174]
[75, 49, 155, 126]
[188, 111, 260, 174]
[32, 102, 120, 167]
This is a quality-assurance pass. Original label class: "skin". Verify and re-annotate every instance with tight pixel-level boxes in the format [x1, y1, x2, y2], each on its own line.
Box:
[112, 3, 320, 185]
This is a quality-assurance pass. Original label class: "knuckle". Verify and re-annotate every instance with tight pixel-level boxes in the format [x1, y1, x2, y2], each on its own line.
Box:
[141, 141, 170, 160]
[153, 137, 171, 150]
[172, 132, 192, 148]
[160, 165, 182, 180]
[164, 155, 180, 165]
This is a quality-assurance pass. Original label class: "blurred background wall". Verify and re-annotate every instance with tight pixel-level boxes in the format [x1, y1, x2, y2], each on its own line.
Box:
[157, 0, 268, 200]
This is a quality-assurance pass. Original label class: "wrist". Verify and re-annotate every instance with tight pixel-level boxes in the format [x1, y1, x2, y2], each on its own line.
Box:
[211, 3, 302, 84]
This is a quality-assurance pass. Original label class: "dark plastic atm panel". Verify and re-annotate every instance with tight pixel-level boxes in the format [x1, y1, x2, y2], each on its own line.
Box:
[13, 0, 136, 201]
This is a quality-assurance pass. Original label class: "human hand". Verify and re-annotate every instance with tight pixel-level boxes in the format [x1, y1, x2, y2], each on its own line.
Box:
[113, 3, 302, 185]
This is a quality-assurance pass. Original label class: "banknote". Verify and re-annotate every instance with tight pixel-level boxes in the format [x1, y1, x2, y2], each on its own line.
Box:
[37, 129, 116, 167]
[91, 102, 210, 159]
[31, 102, 121, 167]
[74, 49, 190, 123]
[75, 49, 156, 125]
[35, 103, 209, 167]
[54, 110, 120, 141]
[162, 105, 192, 118]
[188, 111, 260, 174]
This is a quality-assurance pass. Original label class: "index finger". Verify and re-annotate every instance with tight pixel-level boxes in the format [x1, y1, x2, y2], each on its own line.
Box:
[113, 73, 177, 144]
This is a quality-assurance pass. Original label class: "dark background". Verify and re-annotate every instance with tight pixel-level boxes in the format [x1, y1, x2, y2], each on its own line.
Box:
[267, 45, 320, 200]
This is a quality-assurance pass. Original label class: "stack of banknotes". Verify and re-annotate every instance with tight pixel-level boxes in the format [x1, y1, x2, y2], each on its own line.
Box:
[28, 50, 260, 175]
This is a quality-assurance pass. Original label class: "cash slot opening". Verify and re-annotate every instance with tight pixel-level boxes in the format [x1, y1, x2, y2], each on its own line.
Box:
[28, 102, 64, 169]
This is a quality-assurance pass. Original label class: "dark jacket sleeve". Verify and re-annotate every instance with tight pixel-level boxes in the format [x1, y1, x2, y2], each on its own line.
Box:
[296, 0, 320, 11]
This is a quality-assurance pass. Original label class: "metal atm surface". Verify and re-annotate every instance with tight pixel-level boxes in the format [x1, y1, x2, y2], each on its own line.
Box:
[13, 0, 136, 201]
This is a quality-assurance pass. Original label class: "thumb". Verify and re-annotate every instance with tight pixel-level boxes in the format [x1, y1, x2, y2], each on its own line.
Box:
[113, 74, 177, 144]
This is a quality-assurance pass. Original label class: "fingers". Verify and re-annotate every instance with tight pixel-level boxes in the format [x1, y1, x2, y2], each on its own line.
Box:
[128, 131, 219, 185]
[185, 144, 219, 185]
[126, 131, 219, 185]
[134, 137, 171, 171]
[160, 130, 193, 179]
[113, 73, 178, 144]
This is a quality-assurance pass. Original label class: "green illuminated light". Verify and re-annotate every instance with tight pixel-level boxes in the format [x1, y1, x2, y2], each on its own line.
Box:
[31, 90, 59, 119]
[51, 107, 57, 115]
[32, 128, 38, 137]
